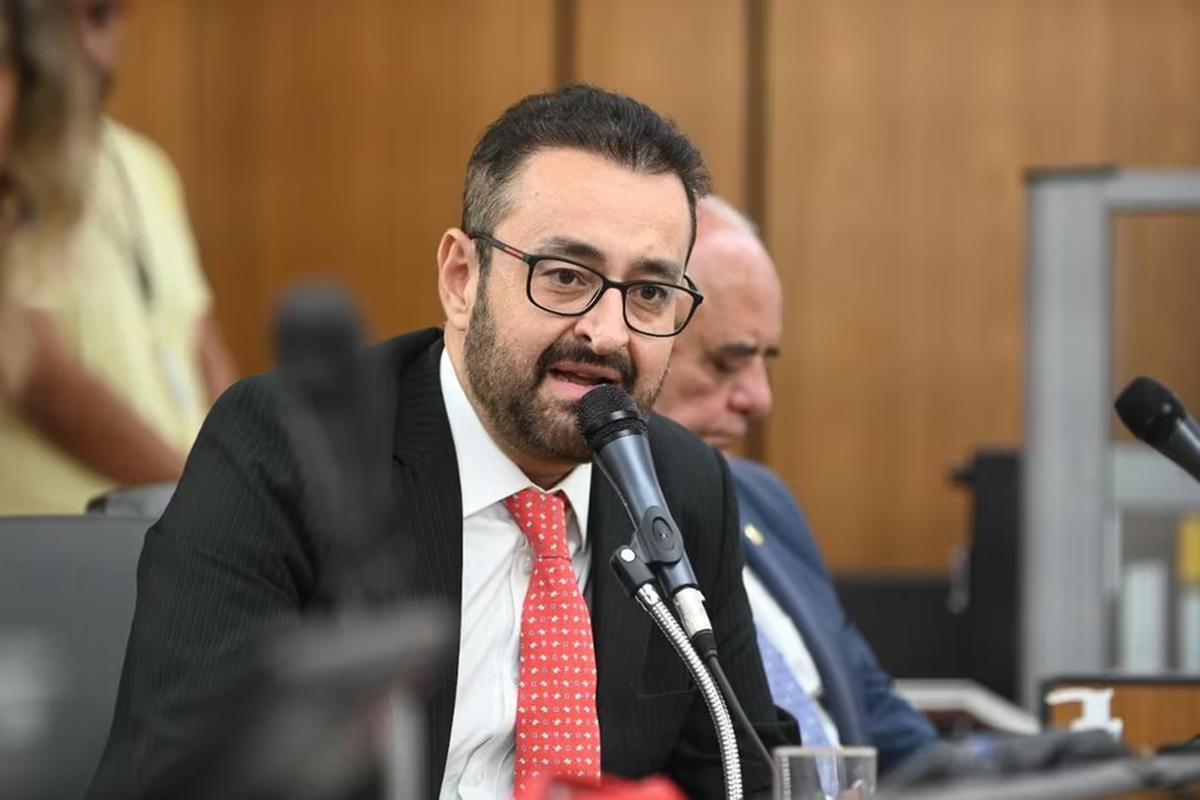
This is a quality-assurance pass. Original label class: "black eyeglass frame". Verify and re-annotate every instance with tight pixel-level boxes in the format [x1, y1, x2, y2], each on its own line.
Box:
[468, 232, 704, 338]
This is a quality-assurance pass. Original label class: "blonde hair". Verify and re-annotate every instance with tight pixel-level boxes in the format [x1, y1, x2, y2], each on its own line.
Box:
[0, 0, 93, 391]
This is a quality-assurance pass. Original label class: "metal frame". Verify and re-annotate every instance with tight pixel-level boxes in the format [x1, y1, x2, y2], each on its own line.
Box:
[1023, 168, 1200, 706]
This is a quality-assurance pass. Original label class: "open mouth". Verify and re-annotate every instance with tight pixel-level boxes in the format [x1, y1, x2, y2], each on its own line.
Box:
[545, 363, 622, 390]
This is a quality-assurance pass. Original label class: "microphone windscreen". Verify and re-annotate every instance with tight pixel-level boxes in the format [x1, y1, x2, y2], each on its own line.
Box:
[575, 384, 646, 451]
[1115, 376, 1185, 445]
[275, 284, 363, 405]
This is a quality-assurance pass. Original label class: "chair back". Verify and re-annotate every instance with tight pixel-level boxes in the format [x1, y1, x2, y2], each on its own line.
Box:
[85, 482, 176, 518]
[0, 515, 152, 799]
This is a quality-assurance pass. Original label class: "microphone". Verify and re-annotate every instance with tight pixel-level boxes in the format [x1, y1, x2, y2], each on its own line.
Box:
[1115, 376, 1200, 485]
[576, 384, 713, 647]
[274, 284, 396, 603]
[576, 384, 778, 774]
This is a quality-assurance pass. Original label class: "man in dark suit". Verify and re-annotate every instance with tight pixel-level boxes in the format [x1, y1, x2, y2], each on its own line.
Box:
[655, 196, 936, 775]
[91, 86, 796, 799]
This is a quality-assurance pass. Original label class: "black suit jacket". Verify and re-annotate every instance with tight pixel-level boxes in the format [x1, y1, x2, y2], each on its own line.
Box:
[91, 328, 797, 798]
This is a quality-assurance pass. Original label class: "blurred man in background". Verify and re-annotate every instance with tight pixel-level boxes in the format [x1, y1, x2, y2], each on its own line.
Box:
[0, 0, 236, 513]
[655, 195, 937, 774]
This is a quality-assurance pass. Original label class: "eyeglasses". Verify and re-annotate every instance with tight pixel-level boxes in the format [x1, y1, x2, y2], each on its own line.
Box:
[469, 233, 704, 337]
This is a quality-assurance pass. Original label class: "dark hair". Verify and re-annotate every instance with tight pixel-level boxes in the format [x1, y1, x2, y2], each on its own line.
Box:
[462, 83, 711, 268]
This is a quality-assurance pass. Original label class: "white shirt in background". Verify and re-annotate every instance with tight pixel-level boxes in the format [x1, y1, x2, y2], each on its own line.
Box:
[743, 566, 841, 745]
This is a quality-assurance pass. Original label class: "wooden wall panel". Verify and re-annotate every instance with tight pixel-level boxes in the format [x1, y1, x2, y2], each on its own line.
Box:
[572, 0, 750, 209]
[109, 1, 1200, 573]
[108, 0, 201, 188]
[764, 0, 1200, 571]
[1107, 1, 1200, 434]
[112, 0, 556, 373]
[1106, 0, 1200, 166]
[1112, 215, 1200, 440]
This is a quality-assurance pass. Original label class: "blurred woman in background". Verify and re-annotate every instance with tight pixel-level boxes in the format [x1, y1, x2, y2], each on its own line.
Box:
[0, 0, 91, 389]
[0, 0, 237, 514]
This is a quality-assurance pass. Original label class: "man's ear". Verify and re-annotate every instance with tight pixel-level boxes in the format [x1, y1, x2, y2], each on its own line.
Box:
[438, 228, 477, 332]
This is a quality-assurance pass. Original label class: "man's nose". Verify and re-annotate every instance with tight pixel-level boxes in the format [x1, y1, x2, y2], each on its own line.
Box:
[573, 287, 630, 355]
[729, 359, 773, 420]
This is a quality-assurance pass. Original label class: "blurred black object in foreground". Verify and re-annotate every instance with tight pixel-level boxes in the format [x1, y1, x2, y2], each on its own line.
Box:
[142, 286, 450, 799]
[884, 729, 1129, 790]
[878, 729, 1200, 800]
[85, 285, 452, 800]
[275, 284, 403, 605]
[133, 605, 451, 800]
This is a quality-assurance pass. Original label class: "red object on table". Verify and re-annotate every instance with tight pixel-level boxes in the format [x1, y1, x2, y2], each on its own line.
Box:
[524, 773, 686, 799]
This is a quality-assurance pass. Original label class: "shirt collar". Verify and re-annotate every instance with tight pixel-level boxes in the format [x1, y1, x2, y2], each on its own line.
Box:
[439, 349, 592, 542]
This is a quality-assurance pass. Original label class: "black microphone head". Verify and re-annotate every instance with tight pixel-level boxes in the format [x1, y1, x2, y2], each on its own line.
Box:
[1115, 376, 1186, 446]
[576, 384, 646, 452]
[274, 284, 363, 405]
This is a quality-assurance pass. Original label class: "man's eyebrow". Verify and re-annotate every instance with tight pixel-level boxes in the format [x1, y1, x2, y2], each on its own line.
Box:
[630, 257, 685, 282]
[538, 235, 685, 282]
[716, 342, 782, 359]
[716, 342, 758, 360]
[540, 235, 603, 261]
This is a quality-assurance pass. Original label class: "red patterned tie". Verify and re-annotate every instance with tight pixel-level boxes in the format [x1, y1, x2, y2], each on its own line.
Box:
[504, 487, 602, 796]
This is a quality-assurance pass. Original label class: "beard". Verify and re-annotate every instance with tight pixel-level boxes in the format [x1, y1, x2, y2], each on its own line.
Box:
[462, 287, 666, 464]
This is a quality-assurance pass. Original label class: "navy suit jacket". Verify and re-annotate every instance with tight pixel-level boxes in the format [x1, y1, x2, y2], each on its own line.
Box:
[730, 458, 936, 774]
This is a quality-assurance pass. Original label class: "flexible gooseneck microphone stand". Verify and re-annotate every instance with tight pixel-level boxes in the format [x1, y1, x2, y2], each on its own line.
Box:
[610, 545, 743, 800]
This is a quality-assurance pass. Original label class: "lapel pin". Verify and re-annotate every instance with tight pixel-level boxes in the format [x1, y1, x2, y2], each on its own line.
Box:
[744, 523, 765, 547]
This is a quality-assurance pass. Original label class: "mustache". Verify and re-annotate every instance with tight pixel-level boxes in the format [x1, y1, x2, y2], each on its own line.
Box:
[535, 338, 637, 391]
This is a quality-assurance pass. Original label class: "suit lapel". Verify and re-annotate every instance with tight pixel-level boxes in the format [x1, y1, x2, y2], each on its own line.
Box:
[388, 336, 464, 789]
[743, 524, 869, 746]
[587, 471, 653, 772]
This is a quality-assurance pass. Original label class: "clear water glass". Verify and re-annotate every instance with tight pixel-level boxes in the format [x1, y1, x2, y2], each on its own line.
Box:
[772, 746, 877, 799]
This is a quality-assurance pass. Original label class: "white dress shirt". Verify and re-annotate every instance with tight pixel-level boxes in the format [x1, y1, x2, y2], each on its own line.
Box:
[437, 350, 594, 799]
[743, 566, 841, 745]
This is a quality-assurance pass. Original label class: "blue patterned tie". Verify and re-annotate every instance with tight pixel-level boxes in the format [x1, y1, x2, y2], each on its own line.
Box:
[757, 628, 840, 796]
